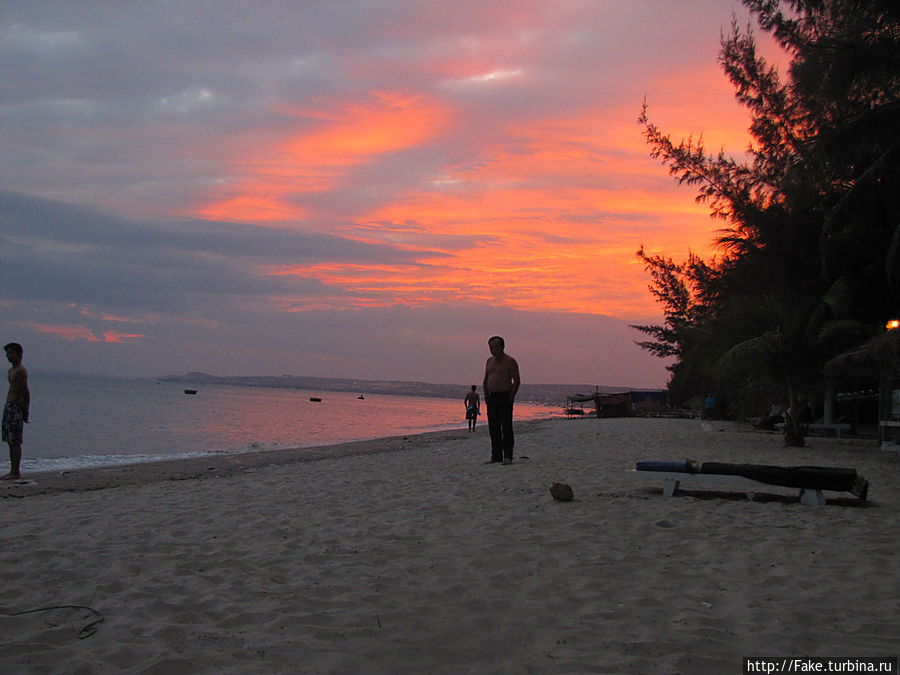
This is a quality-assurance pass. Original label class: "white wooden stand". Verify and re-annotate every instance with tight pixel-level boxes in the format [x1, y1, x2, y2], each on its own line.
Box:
[632, 471, 826, 505]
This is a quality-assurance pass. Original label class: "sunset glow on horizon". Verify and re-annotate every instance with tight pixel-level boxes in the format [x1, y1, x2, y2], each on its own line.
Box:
[1, 1, 770, 384]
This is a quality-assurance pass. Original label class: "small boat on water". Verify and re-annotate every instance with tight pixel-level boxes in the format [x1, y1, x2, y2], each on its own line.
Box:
[309, 397, 322, 402]
[184, 389, 198, 395]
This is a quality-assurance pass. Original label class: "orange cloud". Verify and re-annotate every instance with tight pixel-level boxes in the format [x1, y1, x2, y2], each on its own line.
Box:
[286, 91, 446, 159]
[23, 322, 101, 342]
[79, 308, 147, 324]
[199, 83, 750, 318]
[195, 91, 450, 224]
[102, 330, 145, 343]
[267, 164, 724, 315]
[200, 193, 310, 224]
[311, 114, 725, 316]
[19, 322, 145, 344]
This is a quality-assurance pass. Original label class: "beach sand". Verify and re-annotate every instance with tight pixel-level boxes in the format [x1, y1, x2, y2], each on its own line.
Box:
[2, 417, 898, 674]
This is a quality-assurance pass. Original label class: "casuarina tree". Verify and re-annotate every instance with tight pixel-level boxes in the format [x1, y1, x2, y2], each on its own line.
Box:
[635, 0, 899, 444]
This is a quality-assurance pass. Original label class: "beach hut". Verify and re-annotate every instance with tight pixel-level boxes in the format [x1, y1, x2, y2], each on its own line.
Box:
[825, 323, 900, 446]
[565, 393, 596, 417]
[565, 391, 633, 418]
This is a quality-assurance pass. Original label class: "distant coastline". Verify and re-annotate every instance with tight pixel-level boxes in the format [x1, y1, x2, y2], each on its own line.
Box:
[158, 372, 654, 407]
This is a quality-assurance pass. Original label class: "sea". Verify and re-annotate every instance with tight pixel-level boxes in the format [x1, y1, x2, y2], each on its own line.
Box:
[18, 374, 557, 473]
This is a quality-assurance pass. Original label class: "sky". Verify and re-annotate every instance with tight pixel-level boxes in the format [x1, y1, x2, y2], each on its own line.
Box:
[0, 1, 768, 388]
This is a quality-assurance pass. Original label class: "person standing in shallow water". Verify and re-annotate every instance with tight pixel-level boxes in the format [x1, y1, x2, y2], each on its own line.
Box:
[464, 385, 480, 432]
[3, 342, 29, 480]
[483, 336, 520, 465]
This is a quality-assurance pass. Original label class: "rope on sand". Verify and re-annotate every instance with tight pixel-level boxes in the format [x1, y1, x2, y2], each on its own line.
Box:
[1, 604, 105, 639]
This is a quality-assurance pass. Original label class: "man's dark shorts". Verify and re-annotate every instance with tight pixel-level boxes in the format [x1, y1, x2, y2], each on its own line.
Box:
[2, 402, 24, 445]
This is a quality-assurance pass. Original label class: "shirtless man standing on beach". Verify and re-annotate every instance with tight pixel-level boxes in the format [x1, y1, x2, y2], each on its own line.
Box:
[3, 343, 29, 480]
[483, 336, 520, 465]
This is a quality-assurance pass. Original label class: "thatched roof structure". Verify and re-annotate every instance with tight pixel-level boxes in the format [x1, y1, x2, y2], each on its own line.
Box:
[826, 329, 900, 375]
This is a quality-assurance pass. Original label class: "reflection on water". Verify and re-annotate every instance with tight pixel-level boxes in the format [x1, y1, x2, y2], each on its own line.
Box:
[22, 375, 553, 471]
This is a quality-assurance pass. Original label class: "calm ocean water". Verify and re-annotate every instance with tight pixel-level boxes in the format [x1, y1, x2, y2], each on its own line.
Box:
[19, 374, 555, 472]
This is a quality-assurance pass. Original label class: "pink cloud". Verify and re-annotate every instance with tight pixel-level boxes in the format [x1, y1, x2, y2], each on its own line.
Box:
[102, 331, 145, 343]
[23, 322, 101, 342]
[18, 322, 144, 345]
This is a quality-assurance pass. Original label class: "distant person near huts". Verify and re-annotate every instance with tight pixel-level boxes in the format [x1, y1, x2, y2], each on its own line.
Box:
[704, 394, 716, 420]
[465, 385, 480, 432]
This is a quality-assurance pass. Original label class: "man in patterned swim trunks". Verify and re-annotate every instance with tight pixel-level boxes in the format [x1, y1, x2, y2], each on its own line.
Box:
[3, 342, 29, 480]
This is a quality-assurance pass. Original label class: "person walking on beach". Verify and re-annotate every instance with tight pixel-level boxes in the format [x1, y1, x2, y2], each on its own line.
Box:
[464, 385, 480, 432]
[3, 343, 29, 480]
[483, 336, 520, 464]
[704, 393, 715, 420]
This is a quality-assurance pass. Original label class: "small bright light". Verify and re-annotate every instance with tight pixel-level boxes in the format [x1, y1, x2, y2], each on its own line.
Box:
[887, 319, 900, 331]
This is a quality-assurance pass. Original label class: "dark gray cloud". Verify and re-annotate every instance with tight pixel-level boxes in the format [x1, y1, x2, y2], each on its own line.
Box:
[0, 190, 448, 311]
